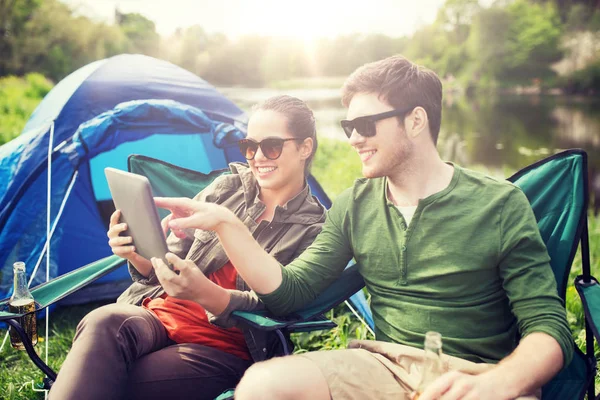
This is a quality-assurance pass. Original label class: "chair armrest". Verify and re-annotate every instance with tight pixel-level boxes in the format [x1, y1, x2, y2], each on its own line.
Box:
[0, 255, 126, 320]
[231, 262, 365, 332]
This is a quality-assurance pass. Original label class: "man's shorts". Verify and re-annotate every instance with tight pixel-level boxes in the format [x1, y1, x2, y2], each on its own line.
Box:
[299, 340, 541, 400]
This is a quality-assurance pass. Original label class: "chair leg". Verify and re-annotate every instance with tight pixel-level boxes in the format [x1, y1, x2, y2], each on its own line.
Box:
[5, 318, 57, 386]
[275, 329, 291, 355]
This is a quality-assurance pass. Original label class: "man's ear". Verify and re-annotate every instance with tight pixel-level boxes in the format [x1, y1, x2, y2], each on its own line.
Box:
[299, 137, 314, 160]
[406, 107, 429, 139]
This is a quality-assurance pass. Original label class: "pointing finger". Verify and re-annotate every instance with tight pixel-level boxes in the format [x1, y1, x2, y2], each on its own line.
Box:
[161, 214, 172, 238]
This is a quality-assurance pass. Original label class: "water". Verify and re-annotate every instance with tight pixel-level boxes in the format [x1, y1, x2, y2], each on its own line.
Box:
[219, 87, 600, 179]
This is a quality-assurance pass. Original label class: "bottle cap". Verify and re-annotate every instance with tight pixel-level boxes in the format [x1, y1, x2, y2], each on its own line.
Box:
[424, 331, 442, 347]
[13, 261, 25, 272]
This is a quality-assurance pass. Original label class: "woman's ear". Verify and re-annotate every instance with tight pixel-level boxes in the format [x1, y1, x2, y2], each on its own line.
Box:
[299, 137, 314, 160]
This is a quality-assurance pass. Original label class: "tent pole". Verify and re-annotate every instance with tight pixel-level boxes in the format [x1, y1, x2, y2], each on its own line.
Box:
[44, 121, 54, 399]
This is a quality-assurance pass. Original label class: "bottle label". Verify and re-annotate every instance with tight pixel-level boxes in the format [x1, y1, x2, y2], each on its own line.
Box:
[8, 299, 38, 350]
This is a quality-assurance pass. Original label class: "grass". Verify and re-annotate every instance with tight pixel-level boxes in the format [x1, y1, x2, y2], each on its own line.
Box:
[0, 139, 599, 398]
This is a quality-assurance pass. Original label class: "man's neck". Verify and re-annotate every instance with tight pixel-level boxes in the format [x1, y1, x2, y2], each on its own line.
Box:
[386, 154, 454, 207]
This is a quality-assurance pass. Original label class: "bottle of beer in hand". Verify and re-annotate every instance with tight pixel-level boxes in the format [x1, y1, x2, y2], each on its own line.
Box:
[9, 261, 38, 350]
[413, 331, 444, 400]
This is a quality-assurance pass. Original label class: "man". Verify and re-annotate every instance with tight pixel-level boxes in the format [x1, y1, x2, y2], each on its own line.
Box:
[154, 55, 572, 400]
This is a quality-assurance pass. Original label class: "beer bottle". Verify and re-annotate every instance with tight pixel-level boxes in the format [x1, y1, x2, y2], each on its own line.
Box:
[8, 261, 38, 350]
[413, 331, 444, 400]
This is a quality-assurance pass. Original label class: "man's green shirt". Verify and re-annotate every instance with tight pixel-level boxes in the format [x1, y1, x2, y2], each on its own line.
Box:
[259, 165, 573, 365]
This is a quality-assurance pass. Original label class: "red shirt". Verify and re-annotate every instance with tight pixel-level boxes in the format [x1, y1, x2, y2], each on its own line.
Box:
[143, 261, 251, 360]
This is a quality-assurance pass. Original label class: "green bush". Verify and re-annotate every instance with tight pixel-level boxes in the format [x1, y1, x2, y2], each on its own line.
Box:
[311, 137, 362, 200]
[560, 59, 600, 95]
[0, 74, 53, 146]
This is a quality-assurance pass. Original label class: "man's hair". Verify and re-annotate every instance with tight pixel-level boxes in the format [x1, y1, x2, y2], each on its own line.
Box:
[341, 55, 443, 144]
[253, 95, 317, 175]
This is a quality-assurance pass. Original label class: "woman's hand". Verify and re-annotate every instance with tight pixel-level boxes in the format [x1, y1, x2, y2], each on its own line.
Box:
[154, 197, 237, 238]
[150, 253, 211, 302]
[107, 210, 150, 265]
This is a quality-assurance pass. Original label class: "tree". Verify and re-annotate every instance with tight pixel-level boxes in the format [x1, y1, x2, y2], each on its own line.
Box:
[115, 10, 160, 56]
[467, 7, 512, 81]
[503, 0, 563, 80]
[0, 0, 41, 75]
[467, 0, 563, 85]
[14, 0, 128, 81]
[437, 0, 481, 44]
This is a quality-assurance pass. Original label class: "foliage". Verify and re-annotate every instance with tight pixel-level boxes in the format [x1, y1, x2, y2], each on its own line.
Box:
[0, 0, 42, 76]
[466, 0, 563, 87]
[116, 11, 160, 57]
[0, 0, 599, 91]
[569, 215, 600, 391]
[291, 304, 375, 353]
[0, 302, 110, 400]
[0, 74, 53, 145]
[12, 0, 130, 81]
[311, 138, 362, 200]
[559, 59, 600, 95]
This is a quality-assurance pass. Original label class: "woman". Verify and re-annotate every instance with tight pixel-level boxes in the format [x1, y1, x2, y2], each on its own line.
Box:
[49, 95, 326, 400]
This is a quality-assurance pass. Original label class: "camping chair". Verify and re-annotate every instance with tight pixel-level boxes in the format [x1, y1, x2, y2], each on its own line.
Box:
[218, 149, 598, 400]
[507, 149, 595, 400]
[2, 150, 595, 399]
[0, 154, 351, 393]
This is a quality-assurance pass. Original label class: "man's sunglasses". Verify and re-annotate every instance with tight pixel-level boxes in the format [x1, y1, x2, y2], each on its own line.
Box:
[238, 137, 303, 160]
[340, 107, 415, 139]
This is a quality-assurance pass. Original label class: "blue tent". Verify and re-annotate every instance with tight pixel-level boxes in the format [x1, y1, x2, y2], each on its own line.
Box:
[0, 54, 371, 325]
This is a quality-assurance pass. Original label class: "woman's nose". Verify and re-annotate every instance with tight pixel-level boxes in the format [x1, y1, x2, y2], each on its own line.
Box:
[254, 145, 268, 161]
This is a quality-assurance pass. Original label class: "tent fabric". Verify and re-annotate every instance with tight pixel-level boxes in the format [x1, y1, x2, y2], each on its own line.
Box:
[22, 54, 247, 143]
[0, 99, 245, 301]
[2, 54, 248, 226]
[0, 54, 251, 302]
[0, 53, 366, 316]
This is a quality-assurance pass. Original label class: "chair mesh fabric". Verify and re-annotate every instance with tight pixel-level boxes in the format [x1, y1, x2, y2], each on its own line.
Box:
[508, 151, 591, 400]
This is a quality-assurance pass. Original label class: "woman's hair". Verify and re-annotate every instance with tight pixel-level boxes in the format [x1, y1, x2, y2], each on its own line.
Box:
[253, 95, 317, 176]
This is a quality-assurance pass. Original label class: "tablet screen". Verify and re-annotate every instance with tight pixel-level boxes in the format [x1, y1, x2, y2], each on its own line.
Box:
[105, 168, 170, 264]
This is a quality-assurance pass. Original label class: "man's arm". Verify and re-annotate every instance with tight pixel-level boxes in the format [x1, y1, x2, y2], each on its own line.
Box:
[158, 189, 354, 315]
[215, 217, 284, 294]
[422, 187, 572, 399]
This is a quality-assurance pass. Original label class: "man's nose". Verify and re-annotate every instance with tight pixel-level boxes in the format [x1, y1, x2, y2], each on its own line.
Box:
[348, 128, 366, 146]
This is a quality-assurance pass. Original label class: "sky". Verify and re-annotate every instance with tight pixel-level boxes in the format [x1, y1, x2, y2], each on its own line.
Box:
[60, 0, 449, 39]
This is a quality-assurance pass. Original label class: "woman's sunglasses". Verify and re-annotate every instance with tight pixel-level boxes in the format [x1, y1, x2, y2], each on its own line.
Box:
[238, 137, 303, 160]
[340, 107, 415, 139]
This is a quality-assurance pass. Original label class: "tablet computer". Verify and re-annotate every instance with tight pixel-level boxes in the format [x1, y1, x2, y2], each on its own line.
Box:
[104, 167, 169, 264]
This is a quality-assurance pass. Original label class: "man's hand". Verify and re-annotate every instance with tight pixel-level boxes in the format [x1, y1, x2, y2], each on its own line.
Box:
[417, 370, 510, 400]
[154, 197, 236, 238]
[150, 253, 211, 302]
